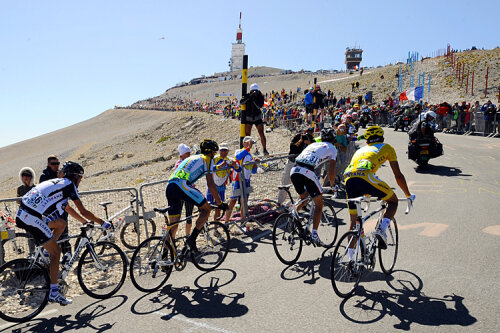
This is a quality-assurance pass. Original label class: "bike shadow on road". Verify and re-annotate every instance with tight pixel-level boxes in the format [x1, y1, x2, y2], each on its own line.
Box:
[279, 247, 334, 285]
[130, 268, 248, 320]
[0, 295, 128, 333]
[338, 269, 477, 330]
[414, 164, 472, 177]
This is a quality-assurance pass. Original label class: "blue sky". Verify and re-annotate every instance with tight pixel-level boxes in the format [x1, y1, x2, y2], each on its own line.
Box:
[1, 0, 498, 147]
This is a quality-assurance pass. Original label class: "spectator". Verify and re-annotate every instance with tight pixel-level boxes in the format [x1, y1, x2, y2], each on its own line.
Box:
[174, 143, 195, 235]
[40, 155, 60, 182]
[312, 84, 326, 127]
[470, 101, 481, 132]
[17, 167, 36, 197]
[304, 88, 314, 124]
[241, 83, 268, 155]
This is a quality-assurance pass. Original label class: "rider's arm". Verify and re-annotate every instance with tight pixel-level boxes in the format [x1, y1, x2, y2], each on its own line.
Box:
[389, 161, 411, 197]
[206, 173, 223, 205]
[73, 199, 105, 224]
[65, 204, 87, 224]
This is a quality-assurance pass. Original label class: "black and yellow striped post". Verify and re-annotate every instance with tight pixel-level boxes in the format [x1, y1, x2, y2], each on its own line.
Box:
[240, 55, 248, 148]
[312, 77, 317, 131]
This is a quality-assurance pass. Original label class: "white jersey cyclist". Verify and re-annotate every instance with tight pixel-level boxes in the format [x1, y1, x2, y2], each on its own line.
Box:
[295, 141, 338, 170]
[21, 178, 79, 222]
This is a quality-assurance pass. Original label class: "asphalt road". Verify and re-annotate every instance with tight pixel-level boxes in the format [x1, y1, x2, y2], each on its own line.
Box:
[2, 130, 499, 332]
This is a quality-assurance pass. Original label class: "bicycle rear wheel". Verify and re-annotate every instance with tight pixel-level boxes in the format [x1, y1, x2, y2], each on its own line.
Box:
[331, 231, 364, 298]
[0, 259, 49, 323]
[379, 218, 399, 274]
[1, 233, 34, 265]
[120, 218, 157, 250]
[77, 241, 127, 299]
[318, 201, 339, 248]
[191, 221, 230, 272]
[272, 213, 303, 265]
[130, 236, 173, 292]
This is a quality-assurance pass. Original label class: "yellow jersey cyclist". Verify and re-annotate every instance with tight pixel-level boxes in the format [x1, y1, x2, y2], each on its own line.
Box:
[344, 126, 415, 250]
[166, 139, 229, 251]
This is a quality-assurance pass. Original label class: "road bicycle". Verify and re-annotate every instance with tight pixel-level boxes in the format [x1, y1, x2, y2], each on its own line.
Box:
[272, 184, 339, 265]
[129, 205, 230, 292]
[330, 196, 413, 298]
[75, 192, 156, 250]
[1, 204, 34, 266]
[0, 223, 127, 323]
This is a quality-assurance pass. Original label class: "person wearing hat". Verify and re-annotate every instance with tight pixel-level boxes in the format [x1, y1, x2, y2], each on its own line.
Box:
[225, 136, 260, 227]
[207, 143, 238, 220]
[17, 167, 36, 197]
[173, 143, 196, 235]
[240, 83, 269, 155]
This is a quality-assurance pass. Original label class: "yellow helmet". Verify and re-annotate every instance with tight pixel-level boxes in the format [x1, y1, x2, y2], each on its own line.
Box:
[364, 126, 384, 143]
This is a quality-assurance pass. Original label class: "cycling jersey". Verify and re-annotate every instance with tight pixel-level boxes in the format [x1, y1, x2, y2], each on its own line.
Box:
[21, 178, 79, 220]
[231, 148, 256, 182]
[212, 154, 233, 187]
[344, 143, 397, 176]
[169, 154, 213, 185]
[295, 142, 337, 170]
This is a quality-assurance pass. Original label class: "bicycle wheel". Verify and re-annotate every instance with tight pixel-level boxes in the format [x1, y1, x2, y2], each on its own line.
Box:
[331, 231, 364, 298]
[120, 218, 157, 250]
[272, 213, 303, 265]
[0, 259, 49, 323]
[1, 233, 34, 265]
[130, 236, 173, 292]
[77, 241, 127, 299]
[379, 218, 399, 274]
[318, 201, 339, 248]
[191, 221, 230, 272]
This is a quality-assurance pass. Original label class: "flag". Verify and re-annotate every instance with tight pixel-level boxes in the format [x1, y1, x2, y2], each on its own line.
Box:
[400, 86, 424, 101]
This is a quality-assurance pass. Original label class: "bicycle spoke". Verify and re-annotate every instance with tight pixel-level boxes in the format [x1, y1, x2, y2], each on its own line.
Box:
[331, 232, 364, 298]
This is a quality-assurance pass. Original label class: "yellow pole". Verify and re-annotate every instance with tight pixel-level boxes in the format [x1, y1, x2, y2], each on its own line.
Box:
[240, 55, 248, 148]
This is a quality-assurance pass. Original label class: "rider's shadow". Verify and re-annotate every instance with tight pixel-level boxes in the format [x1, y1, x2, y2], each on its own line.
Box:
[339, 270, 477, 330]
[280, 248, 334, 284]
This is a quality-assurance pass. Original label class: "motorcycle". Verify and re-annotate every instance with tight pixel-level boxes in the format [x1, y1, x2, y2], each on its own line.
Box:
[408, 137, 444, 168]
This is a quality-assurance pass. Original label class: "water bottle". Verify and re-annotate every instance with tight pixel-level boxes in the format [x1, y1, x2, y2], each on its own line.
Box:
[61, 252, 71, 269]
[356, 220, 365, 241]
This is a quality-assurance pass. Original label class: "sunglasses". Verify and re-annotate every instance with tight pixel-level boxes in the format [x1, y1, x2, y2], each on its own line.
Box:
[50, 162, 60, 166]
[21, 174, 32, 177]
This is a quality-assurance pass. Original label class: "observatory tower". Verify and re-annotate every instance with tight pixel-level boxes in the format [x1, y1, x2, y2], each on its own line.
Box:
[345, 47, 363, 71]
[230, 12, 245, 72]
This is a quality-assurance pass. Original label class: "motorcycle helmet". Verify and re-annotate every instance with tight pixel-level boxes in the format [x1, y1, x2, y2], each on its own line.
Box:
[425, 110, 437, 120]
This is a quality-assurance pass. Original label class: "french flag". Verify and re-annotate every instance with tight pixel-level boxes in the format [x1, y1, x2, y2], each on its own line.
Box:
[400, 86, 423, 101]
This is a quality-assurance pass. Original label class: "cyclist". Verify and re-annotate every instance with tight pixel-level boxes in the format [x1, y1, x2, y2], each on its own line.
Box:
[166, 139, 228, 251]
[16, 161, 109, 305]
[290, 128, 337, 246]
[344, 126, 415, 252]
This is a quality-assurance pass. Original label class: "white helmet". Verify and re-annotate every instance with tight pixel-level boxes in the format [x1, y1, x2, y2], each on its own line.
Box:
[425, 110, 437, 120]
[250, 83, 259, 91]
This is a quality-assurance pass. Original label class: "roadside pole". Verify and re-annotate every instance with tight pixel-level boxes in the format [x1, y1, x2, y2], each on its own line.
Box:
[240, 55, 248, 148]
[312, 78, 317, 131]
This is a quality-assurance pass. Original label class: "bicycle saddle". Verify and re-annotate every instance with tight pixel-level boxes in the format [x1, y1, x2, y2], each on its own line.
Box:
[99, 201, 113, 208]
[278, 184, 293, 190]
[154, 207, 171, 214]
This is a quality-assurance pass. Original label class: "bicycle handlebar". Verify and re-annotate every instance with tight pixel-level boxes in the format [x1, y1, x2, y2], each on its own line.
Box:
[347, 196, 414, 214]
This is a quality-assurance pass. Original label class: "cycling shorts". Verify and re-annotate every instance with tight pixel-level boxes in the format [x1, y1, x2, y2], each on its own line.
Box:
[345, 173, 394, 214]
[165, 179, 207, 217]
[16, 206, 53, 246]
[206, 185, 226, 205]
[290, 165, 322, 199]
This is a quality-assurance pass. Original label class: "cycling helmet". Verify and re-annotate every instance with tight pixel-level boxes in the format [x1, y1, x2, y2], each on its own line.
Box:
[200, 139, 219, 155]
[62, 161, 84, 178]
[364, 126, 384, 143]
[320, 128, 336, 143]
[425, 110, 437, 120]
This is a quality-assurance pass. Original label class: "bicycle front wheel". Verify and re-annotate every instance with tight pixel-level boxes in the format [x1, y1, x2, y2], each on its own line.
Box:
[120, 218, 157, 250]
[77, 241, 127, 299]
[331, 231, 364, 298]
[130, 236, 173, 292]
[318, 201, 339, 248]
[272, 213, 303, 265]
[379, 218, 399, 274]
[0, 259, 49, 323]
[191, 221, 230, 272]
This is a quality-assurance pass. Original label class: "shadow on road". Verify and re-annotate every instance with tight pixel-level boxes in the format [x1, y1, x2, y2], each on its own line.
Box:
[415, 164, 471, 177]
[1, 295, 127, 333]
[339, 270, 477, 330]
[130, 268, 248, 320]
[280, 248, 334, 284]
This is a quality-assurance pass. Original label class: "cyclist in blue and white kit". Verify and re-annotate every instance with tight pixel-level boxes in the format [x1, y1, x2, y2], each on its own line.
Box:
[166, 139, 228, 251]
[290, 128, 337, 246]
[16, 161, 110, 305]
